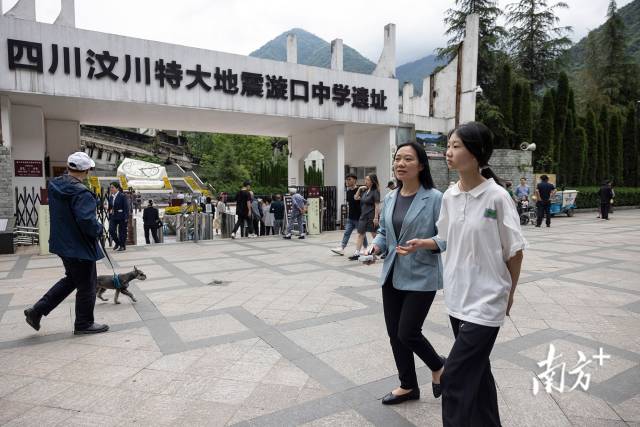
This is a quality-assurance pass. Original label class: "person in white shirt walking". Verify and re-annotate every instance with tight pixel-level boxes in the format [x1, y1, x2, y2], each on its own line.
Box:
[396, 122, 526, 426]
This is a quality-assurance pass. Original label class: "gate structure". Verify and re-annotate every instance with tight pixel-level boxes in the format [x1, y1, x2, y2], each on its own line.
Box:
[295, 186, 337, 231]
[14, 187, 41, 228]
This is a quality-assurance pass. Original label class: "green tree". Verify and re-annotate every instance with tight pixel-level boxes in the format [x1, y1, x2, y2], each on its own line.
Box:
[600, 0, 627, 104]
[184, 132, 288, 195]
[476, 98, 510, 148]
[558, 109, 575, 184]
[304, 164, 324, 186]
[198, 143, 248, 194]
[438, 0, 505, 90]
[519, 83, 533, 146]
[608, 111, 624, 185]
[511, 81, 523, 148]
[584, 108, 599, 185]
[553, 72, 570, 165]
[498, 63, 513, 130]
[622, 103, 638, 186]
[579, 32, 610, 110]
[506, 0, 572, 87]
[533, 90, 555, 171]
[579, 1, 640, 108]
[575, 126, 588, 185]
[598, 106, 610, 182]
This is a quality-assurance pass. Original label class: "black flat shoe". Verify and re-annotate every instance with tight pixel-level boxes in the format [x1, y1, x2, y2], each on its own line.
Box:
[381, 388, 420, 405]
[24, 308, 42, 331]
[74, 323, 109, 335]
[432, 355, 447, 398]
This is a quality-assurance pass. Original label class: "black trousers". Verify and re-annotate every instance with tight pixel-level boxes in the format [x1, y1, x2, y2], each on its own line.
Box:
[109, 219, 127, 247]
[144, 225, 159, 244]
[382, 280, 443, 390]
[600, 203, 611, 219]
[252, 218, 261, 236]
[232, 214, 253, 236]
[536, 201, 551, 226]
[442, 316, 501, 427]
[33, 257, 97, 330]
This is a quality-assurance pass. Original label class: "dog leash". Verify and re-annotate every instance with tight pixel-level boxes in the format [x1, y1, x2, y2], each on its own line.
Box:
[98, 228, 122, 290]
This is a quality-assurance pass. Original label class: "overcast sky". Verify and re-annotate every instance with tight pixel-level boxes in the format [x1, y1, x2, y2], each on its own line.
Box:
[2, 0, 633, 65]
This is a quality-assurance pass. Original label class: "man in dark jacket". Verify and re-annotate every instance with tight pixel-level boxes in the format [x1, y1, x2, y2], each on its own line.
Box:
[535, 175, 556, 228]
[143, 200, 161, 244]
[270, 194, 285, 235]
[24, 152, 109, 335]
[107, 182, 129, 251]
[599, 180, 614, 220]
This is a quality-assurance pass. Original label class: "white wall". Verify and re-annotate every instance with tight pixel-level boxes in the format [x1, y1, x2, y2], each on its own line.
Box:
[304, 150, 324, 172]
[11, 104, 45, 190]
[458, 15, 479, 124]
[46, 119, 80, 175]
[0, 95, 13, 148]
[345, 126, 395, 197]
[0, 15, 398, 127]
[432, 56, 458, 120]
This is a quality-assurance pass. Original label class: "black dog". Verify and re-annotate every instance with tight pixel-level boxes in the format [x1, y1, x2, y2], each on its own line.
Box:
[97, 266, 146, 304]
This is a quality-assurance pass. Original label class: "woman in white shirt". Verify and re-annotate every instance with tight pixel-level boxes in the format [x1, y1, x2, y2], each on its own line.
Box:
[262, 198, 275, 235]
[397, 122, 526, 426]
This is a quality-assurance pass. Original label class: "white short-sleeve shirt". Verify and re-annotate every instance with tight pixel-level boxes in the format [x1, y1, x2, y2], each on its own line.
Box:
[435, 178, 527, 327]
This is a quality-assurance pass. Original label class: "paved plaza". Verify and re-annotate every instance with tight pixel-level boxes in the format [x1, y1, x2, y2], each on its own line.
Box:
[0, 210, 639, 426]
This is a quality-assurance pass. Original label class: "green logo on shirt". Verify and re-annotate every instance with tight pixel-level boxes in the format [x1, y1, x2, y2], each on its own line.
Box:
[484, 208, 497, 219]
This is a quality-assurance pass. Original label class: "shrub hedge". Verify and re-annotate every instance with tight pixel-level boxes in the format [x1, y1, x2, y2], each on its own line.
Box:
[573, 187, 640, 209]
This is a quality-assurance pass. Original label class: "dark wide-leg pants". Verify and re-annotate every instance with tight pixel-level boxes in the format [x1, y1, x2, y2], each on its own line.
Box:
[382, 279, 443, 390]
[33, 257, 97, 330]
[536, 201, 551, 227]
[442, 316, 501, 427]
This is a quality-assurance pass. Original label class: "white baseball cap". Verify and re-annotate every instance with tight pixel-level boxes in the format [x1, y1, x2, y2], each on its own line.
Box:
[67, 152, 95, 171]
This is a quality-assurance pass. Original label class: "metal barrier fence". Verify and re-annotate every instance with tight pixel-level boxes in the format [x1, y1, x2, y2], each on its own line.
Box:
[14, 187, 41, 228]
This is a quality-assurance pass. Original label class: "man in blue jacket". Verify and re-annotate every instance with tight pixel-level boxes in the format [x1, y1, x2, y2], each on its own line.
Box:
[107, 182, 129, 251]
[24, 152, 109, 335]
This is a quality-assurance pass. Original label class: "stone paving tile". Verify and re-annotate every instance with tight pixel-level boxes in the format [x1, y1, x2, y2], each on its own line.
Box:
[46, 360, 142, 387]
[4, 377, 75, 405]
[41, 383, 112, 412]
[0, 353, 73, 377]
[64, 412, 125, 427]
[171, 313, 248, 342]
[300, 409, 376, 426]
[0, 398, 34, 425]
[317, 339, 399, 385]
[613, 394, 640, 423]
[552, 390, 623, 421]
[2, 405, 77, 426]
[0, 374, 35, 398]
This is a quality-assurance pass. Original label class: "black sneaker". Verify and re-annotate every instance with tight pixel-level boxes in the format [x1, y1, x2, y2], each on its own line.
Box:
[24, 308, 42, 331]
[74, 323, 109, 335]
[117, 247, 126, 251]
[298, 235, 305, 239]
[283, 234, 292, 240]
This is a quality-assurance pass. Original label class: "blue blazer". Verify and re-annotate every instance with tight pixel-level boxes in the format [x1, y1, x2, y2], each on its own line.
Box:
[372, 186, 444, 292]
[108, 192, 129, 221]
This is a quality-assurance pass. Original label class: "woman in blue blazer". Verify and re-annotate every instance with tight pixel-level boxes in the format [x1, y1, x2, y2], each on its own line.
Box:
[369, 141, 445, 405]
